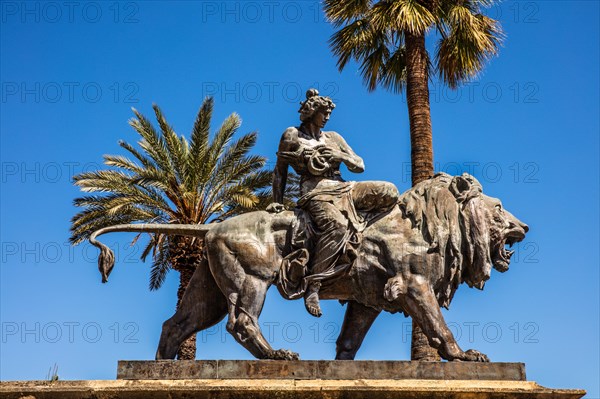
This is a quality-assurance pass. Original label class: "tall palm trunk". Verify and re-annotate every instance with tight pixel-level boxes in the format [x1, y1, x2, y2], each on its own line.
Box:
[406, 32, 434, 185]
[170, 237, 203, 360]
[405, 31, 439, 362]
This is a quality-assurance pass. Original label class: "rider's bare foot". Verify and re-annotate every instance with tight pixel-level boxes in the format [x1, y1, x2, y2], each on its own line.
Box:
[304, 282, 322, 317]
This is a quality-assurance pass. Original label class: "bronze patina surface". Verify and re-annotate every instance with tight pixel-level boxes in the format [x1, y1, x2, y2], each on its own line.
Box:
[89, 91, 528, 363]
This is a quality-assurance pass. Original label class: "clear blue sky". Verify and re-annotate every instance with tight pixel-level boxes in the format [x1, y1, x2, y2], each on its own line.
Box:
[1, 1, 598, 396]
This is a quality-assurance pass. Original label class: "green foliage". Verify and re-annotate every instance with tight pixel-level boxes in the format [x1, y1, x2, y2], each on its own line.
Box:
[70, 97, 296, 290]
[325, 0, 504, 92]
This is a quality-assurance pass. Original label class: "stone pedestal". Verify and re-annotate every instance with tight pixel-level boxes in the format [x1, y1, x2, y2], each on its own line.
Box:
[117, 360, 527, 381]
[0, 361, 585, 399]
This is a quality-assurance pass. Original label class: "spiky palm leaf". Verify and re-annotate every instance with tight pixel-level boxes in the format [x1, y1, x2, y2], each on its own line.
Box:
[436, 3, 503, 88]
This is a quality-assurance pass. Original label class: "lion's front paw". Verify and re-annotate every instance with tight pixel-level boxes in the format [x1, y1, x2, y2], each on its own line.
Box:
[269, 349, 300, 360]
[463, 349, 490, 362]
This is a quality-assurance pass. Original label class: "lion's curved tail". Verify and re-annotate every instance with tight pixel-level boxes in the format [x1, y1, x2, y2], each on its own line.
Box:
[89, 223, 212, 283]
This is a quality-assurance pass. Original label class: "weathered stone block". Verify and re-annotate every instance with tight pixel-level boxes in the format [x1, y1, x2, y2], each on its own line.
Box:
[116, 360, 526, 381]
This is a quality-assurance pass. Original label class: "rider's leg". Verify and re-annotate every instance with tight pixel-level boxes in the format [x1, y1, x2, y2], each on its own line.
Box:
[304, 200, 349, 317]
[352, 181, 400, 212]
[304, 280, 322, 317]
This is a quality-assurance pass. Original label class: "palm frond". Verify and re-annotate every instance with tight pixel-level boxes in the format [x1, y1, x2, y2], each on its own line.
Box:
[324, 0, 372, 26]
[140, 236, 156, 262]
[70, 194, 168, 244]
[70, 209, 149, 244]
[207, 113, 242, 170]
[149, 237, 171, 291]
[103, 154, 144, 174]
[329, 18, 381, 71]
[359, 43, 390, 91]
[73, 172, 174, 218]
[189, 97, 213, 185]
[118, 140, 154, 169]
[436, 5, 503, 88]
[379, 45, 407, 93]
[373, 0, 435, 35]
[213, 132, 259, 182]
[153, 104, 187, 183]
[130, 168, 171, 192]
[73, 170, 135, 193]
[203, 154, 266, 218]
[194, 113, 242, 205]
[129, 108, 173, 175]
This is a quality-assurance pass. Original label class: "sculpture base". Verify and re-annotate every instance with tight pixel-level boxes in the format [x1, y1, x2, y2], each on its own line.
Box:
[0, 378, 585, 399]
[0, 361, 585, 399]
[117, 360, 527, 381]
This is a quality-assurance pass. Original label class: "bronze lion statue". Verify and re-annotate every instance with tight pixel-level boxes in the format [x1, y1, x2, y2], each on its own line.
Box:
[90, 173, 528, 362]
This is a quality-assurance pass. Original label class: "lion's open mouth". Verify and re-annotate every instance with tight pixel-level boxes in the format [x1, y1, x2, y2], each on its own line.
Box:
[493, 229, 526, 272]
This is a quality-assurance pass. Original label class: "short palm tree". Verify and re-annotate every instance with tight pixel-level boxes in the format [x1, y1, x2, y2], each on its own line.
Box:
[324, 0, 503, 360]
[70, 97, 296, 359]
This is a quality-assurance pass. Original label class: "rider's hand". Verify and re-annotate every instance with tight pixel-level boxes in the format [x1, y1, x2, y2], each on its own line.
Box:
[266, 202, 286, 213]
[320, 147, 344, 163]
[302, 147, 317, 159]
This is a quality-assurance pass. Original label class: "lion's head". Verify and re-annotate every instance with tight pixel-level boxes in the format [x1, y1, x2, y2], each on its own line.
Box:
[399, 173, 528, 307]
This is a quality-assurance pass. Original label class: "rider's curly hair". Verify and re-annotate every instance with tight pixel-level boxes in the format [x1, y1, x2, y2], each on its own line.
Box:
[298, 89, 336, 122]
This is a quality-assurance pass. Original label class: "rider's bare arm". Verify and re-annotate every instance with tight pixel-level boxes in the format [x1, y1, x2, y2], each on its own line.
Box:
[272, 128, 298, 205]
[325, 132, 365, 173]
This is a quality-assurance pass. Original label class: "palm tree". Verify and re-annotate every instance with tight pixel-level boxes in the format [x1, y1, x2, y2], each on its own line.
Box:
[324, 0, 503, 360]
[70, 97, 296, 359]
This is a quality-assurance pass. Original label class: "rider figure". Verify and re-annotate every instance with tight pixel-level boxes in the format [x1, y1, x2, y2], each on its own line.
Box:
[270, 89, 399, 317]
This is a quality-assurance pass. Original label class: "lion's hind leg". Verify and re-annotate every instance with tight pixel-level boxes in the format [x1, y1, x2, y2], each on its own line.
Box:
[155, 258, 227, 360]
[205, 231, 297, 360]
[225, 275, 299, 360]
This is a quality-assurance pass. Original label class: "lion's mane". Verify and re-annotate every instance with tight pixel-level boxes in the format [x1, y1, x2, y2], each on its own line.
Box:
[398, 173, 486, 308]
